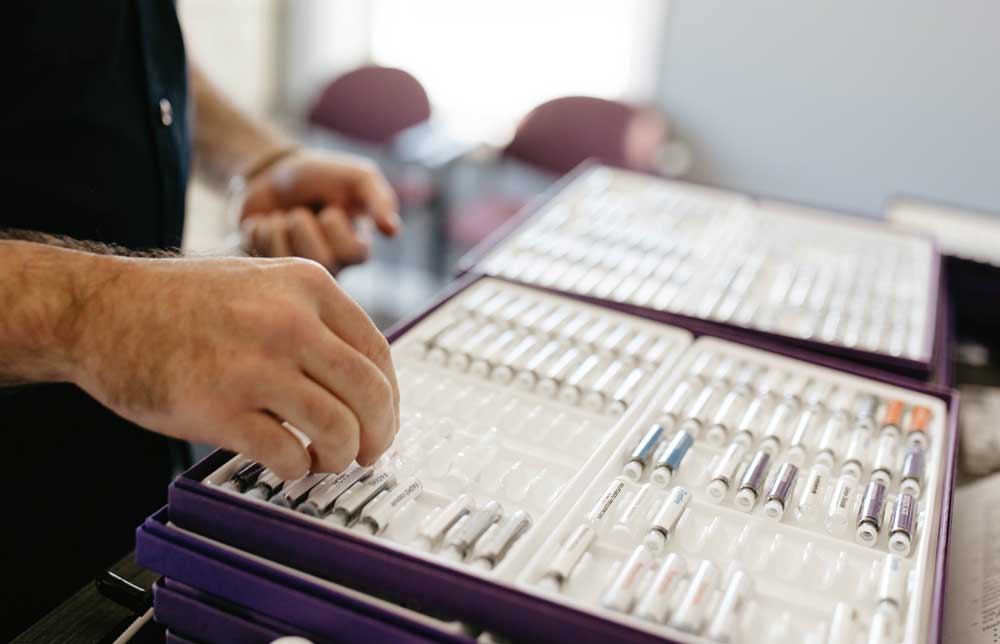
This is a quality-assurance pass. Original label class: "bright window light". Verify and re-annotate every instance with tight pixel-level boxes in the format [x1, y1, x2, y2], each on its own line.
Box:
[369, 0, 664, 142]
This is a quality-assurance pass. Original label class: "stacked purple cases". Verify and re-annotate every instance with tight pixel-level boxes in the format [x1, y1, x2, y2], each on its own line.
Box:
[138, 275, 959, 644]
[457, 162, 945, 380]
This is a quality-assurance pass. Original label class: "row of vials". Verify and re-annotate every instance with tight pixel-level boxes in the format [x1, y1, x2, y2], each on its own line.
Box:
[498, 173, 927, 358]
[539, 485, 750, 640]
[218, 460, 532, 570]
[541, 480, 910, 642]
[413, 304, 676, 416]
[623, 372, 929, 556]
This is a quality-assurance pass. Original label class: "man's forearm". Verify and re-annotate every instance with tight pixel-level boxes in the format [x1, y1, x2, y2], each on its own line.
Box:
[190, 62, 293, 187]
[0, 240, 115, 386]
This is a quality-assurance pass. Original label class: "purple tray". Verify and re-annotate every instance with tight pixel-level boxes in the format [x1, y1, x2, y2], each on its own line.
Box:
[137, 508, 460, 643]
[153, 275, 960, 644]
[456, 161, 944, 379]
[165, 632, 199, 644]
[155, 578, 328, 644]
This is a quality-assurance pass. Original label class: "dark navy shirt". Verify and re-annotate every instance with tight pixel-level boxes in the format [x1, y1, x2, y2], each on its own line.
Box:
[1, 1, 190, 638]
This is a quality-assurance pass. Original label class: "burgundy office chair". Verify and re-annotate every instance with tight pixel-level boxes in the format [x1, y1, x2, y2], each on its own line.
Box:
[448, 96, 668, 248]
[308, 65, 435, 208]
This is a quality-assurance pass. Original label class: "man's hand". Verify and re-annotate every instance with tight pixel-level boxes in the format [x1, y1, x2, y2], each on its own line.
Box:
[239, 151, 401, 273]
[69, 254, 400, 479]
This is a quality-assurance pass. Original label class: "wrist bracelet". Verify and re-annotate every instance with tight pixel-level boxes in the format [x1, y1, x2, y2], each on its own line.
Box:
[227, 144, 300, 195]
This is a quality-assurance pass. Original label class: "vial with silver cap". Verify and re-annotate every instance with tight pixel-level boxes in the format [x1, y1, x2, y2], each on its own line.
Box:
[538, 524, 596, 591]
[734, 450, 771, 512]
[706, 442, 746, 503]
[650, 430, 694, 487]
[888, 493, 917, 557]
[298, 465, 372, 517]
[856, 480, 887, 547]
[622, 425, 665, 482]
[245, 468, 284, 501]
[634, 553, 686, 624]
[763, 462, 799, 521]
[670, 560, 720, 634]
[270, 472, 329, 509]
[327, 470, 396, 526]
[414, 494, 474, 551]
[470, 510, 532, 570]
[601, 544, 653, 613]
[357, 478, 423, 536]
[443, 500, 503, 562]
[705, 570, 752, 643]
[222, 460, 263, 492]
[899, 445, 925, 498]
[644, 486, 691, 553]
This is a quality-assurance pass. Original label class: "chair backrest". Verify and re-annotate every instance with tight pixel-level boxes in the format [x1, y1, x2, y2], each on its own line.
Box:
[503, 96, 667, 175]
[308, 65, 432, 145]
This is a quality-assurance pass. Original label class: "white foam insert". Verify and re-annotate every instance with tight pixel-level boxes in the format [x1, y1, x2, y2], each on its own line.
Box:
[203, 278, 948, 643]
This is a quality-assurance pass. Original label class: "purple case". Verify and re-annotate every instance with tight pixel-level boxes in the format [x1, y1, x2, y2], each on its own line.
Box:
[137, 508, 464, 643]
[149, 275, 960, 644]
[155, 578, 328, 644]
[165, 632, 200, 644]
[457, 161, 945, 379]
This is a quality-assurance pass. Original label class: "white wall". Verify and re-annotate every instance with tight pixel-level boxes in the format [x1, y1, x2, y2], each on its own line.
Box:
[659, 1, 1000, 216]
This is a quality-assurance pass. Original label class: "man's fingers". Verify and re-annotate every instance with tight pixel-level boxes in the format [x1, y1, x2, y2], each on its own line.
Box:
[301, 331, 395, 465]
[232, 411, 311, 480]
[245, 213, 292, 258]
[349, 164, 400, 236]
[268, 375, 362, 473]
[310, 277, 400, 430]
[318, 207, 370, 266]
[286, 207, 335, 268]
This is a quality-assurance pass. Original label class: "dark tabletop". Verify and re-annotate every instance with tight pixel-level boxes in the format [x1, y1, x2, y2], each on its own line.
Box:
[12, 552, 164, 644]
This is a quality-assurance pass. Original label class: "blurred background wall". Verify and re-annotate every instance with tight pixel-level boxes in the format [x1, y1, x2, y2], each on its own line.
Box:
[659, 0, 1000, 216]
[177, 0, 1000, 327]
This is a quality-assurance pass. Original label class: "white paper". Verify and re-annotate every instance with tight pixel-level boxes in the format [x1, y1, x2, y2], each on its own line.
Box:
[943, 473, 1000, 643]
